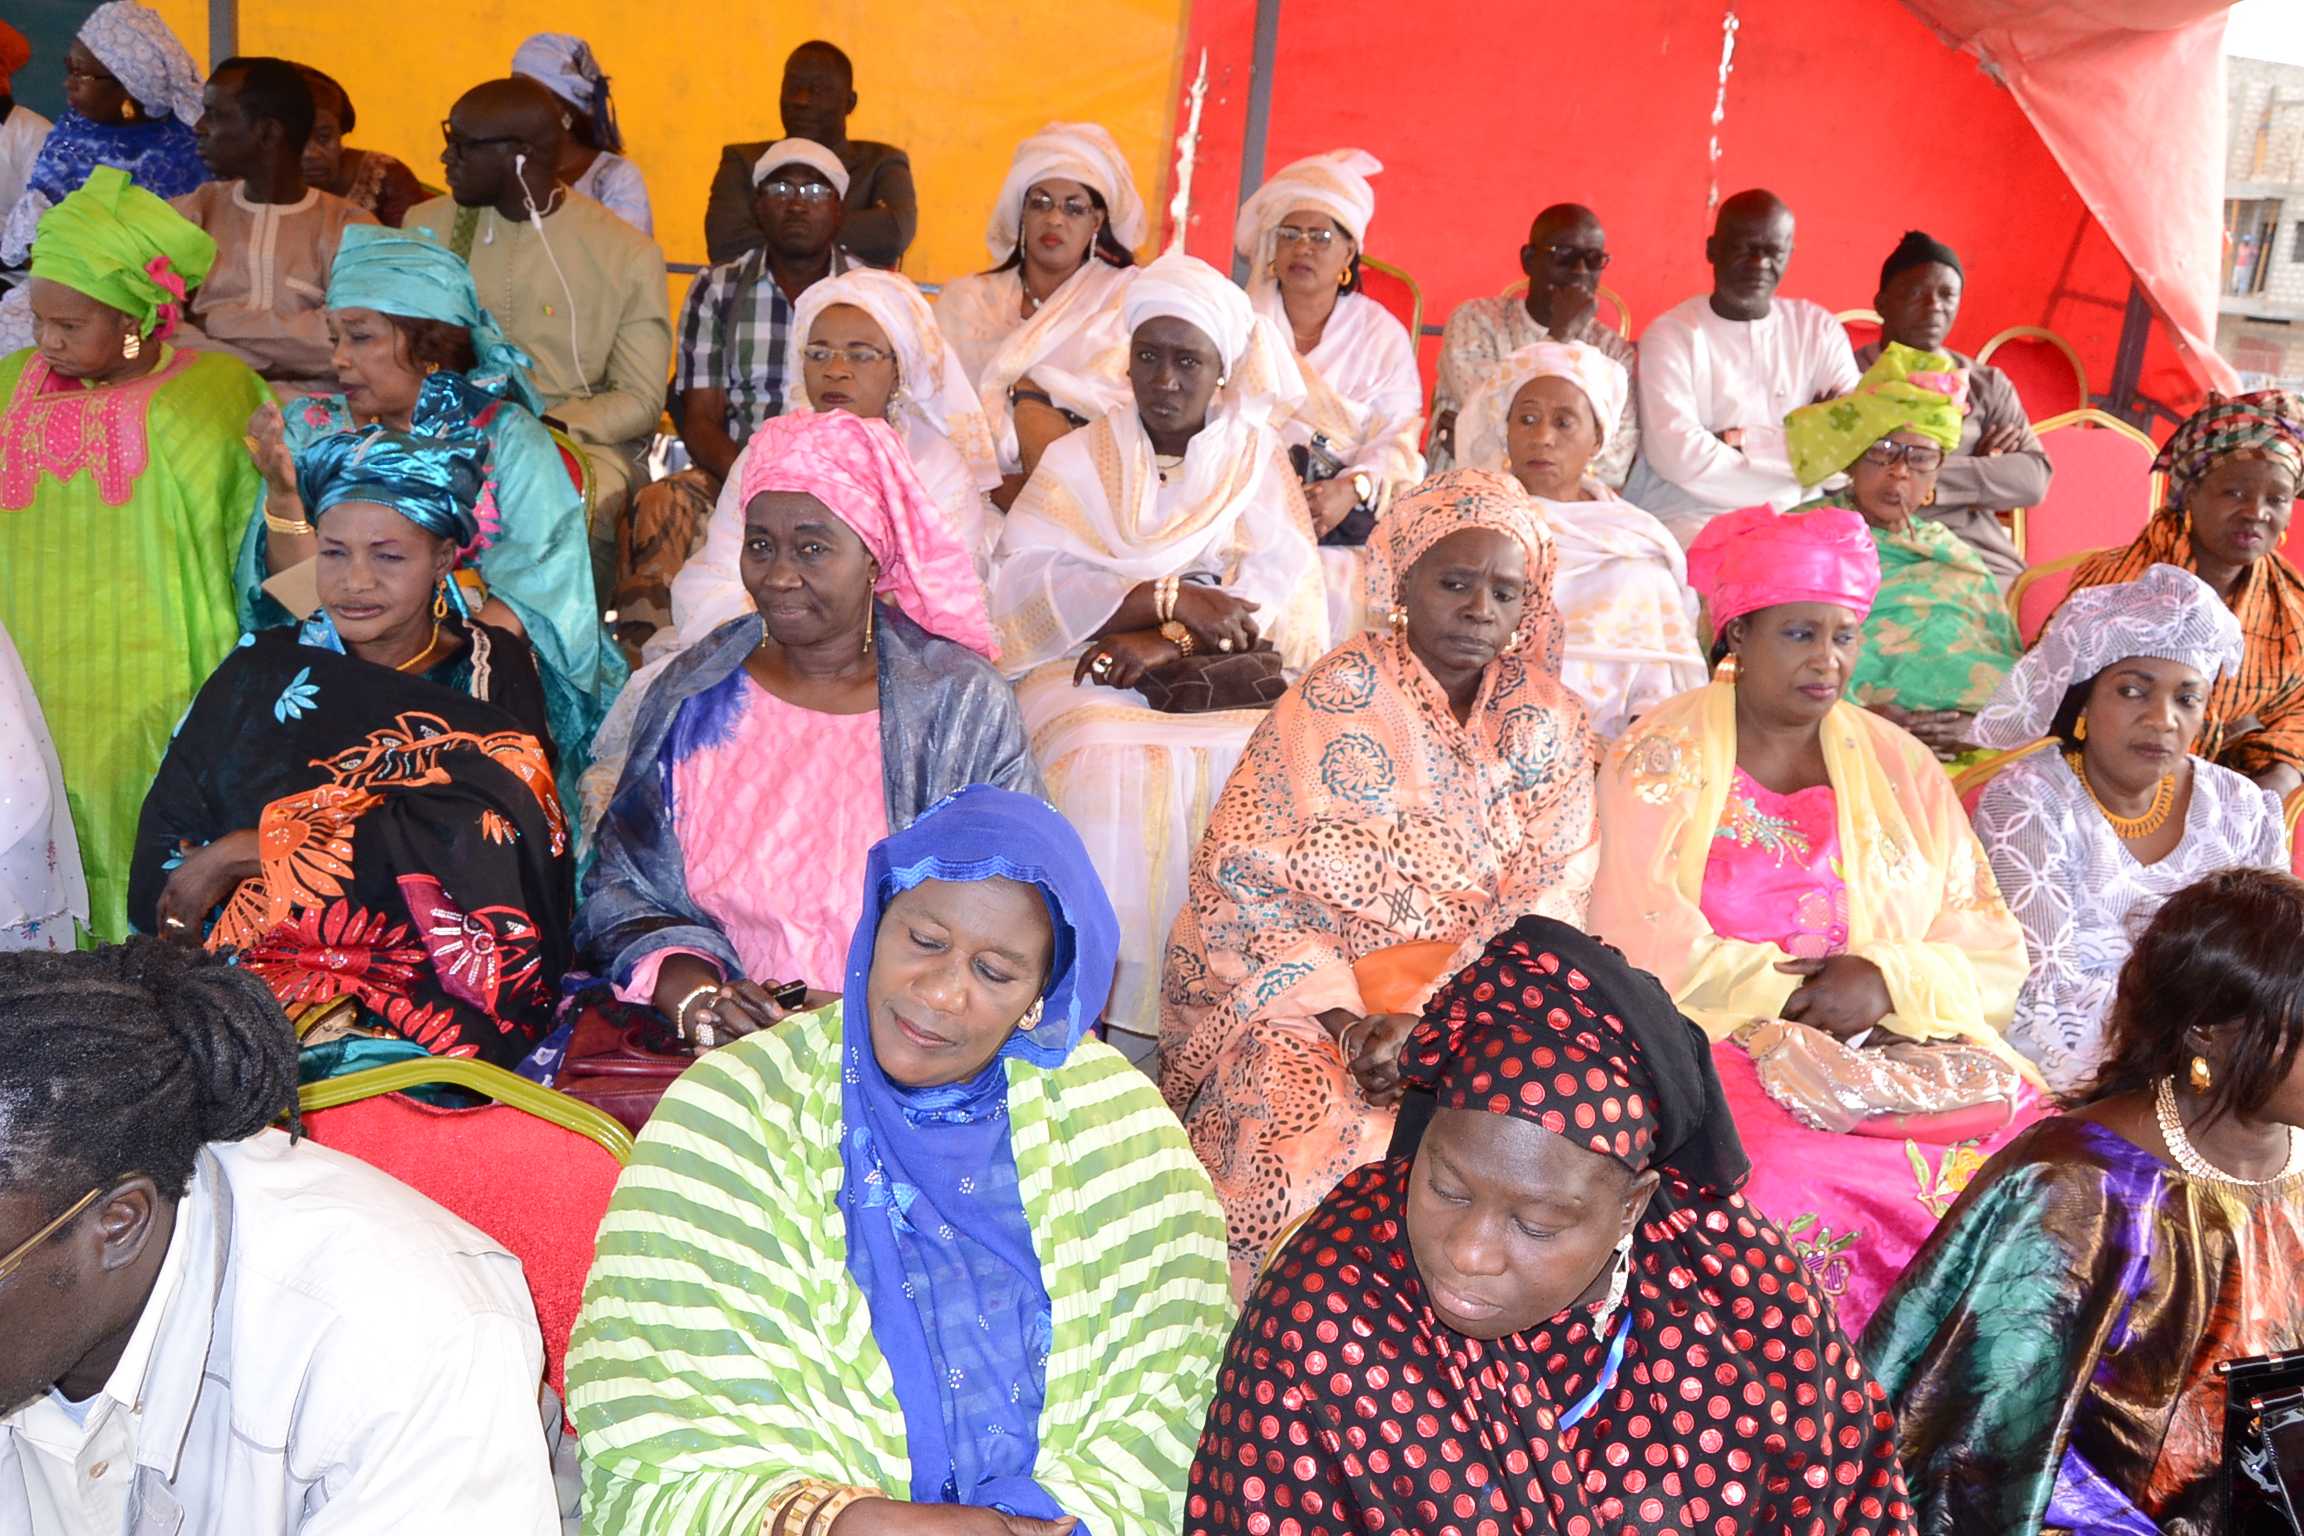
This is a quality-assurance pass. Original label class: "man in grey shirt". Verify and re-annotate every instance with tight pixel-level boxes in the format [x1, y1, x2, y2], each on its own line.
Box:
[1855, 230, 2050, 588]
[703, 40, 915, 267]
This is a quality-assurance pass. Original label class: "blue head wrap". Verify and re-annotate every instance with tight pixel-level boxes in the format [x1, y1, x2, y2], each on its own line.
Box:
[295, 418, 488, 547]
[833, 786, 1117, 1514]
[325, 224, 545, 415]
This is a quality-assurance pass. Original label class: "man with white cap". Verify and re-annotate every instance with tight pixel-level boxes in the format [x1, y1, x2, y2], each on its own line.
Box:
[703, 41, 913, 267]
[610, 138, 851, 657]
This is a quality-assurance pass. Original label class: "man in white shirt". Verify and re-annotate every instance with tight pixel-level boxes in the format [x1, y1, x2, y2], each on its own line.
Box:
[1623, 188, 1861, 543]
[0, 940, 559, 1535]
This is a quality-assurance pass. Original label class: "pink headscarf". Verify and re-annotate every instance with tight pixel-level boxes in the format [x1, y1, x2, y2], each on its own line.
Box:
[1685, 505, 1880, 637]
[736, 412, 998, 659]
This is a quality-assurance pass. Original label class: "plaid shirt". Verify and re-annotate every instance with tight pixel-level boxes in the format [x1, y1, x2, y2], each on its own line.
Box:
[2067, 506, 2304, 775]
[674, 250, 848, 446]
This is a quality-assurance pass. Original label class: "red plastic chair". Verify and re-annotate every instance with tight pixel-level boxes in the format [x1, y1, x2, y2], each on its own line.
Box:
[1978, 326, 2089, 421]
[1837, 308, 1883, 354]
[298, 1058, 632, 1400]
[1359, 255, 1422, 341]
[2003, 409, 2161, 642]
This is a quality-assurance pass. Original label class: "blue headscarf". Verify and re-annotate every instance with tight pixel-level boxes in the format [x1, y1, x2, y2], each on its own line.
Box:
[295, 417, 488, 547]
[325, 224, 546, 416]
[835, 786, 1118, 1518]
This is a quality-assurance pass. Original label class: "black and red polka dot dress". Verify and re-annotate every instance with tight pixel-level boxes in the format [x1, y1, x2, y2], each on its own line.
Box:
[1184, 918, 1917, 1536]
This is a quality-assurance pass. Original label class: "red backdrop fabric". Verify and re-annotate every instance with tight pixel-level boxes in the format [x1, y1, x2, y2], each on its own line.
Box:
[1167, 0, 2224, 427]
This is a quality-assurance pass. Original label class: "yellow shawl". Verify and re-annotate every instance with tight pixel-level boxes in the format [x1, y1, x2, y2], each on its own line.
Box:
[1589, 681, 2031, 1068]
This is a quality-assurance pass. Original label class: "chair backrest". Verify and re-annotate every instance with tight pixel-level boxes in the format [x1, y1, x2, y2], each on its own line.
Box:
[2006, 549, 2108, 645]
[2030, 408, 2159, 555]
[1952, 739, 2055, 818]
[1359, 255, 1422, 342]
[545, 423, 595, 518]
[1498, 277, 1631, 339]
[2287, 788, 2304, 879]
[298, 1060, 631, 1400]
[1977, 326, 2089, 421]
[1837, 308, 1883, 354]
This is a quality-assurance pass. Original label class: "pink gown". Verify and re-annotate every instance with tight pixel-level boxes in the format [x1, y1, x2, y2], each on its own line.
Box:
[1700, 766, 2045, 1334]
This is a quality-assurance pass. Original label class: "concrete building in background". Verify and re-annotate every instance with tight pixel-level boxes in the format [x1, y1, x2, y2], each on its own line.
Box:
[2222, 56, 2304, 386]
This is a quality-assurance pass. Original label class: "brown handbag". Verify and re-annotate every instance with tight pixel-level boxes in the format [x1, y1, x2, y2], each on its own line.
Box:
[1134, 641, 1288, 713]
[553, 996, 695, 1134]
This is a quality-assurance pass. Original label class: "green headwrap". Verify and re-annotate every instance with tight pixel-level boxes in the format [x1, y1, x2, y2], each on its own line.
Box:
[27, 165, 216, 336]
[1785, 341, 1967, 488]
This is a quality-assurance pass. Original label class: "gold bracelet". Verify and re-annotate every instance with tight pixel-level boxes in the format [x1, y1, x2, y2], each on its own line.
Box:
[1155, 574, 1180, 625]
[763, 1479, 883, 1536]
[264, 510, 316, 537]
[671, 981, 719, 1029]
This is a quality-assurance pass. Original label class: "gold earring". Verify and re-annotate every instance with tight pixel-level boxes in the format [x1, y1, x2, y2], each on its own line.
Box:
[1337, 267, 1352, 290]
[121, 97, 139, 123]
[863, 599, 875, 653]
[1268, 260, 1279, 281]
[1503, 630, 1525, 655]
[1715, 653, 1740, 683]
[1387, 607, 1409, 634]
[2074, 715, 2087, 743]
[1018, 997, 1045, 1033]
[120, 329, 141, 360]
[433, 580, 451, 621]
[2190, 1053, 2213, 1092]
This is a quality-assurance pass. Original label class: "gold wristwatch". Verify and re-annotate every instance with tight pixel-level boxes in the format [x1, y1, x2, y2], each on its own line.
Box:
[1351, 470, 1373, 505]
[1160, 620, 1196, 656]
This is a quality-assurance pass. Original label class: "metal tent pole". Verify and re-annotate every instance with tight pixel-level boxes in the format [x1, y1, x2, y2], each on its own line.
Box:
[1228, 0, 1282, 285]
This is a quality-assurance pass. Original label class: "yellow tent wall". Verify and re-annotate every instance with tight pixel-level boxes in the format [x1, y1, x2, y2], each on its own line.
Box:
[146, 0, 1187, 281]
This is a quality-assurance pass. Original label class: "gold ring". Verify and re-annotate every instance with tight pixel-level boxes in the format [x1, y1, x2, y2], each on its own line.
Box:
[1218, 637, 1234, 652]
[1091, 653, 1113, 676]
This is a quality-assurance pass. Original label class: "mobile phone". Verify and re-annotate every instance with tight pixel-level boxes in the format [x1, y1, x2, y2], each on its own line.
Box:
[771, 978, 809, 1010]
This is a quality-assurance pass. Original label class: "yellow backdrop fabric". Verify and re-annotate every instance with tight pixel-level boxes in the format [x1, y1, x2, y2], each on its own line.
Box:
[148, 0, 1188, 282]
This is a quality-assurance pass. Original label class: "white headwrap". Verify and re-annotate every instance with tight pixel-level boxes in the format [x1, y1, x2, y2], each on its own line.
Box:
[77, 1, 203, 125]
[1234, 148, 1382, 290]
[1971, 563, 2245, 749]
[789, 268, 997, 487]
[751, 137, 851, 196]
[984, 122, 1146, 263]
[1123, 252, 1254, 371]
[510, 32, 623, 151]
[1456, 340, 1633, 474]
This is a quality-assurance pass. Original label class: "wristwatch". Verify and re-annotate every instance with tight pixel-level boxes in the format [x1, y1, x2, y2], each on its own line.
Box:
[1350, 470, 1373, 506]
[1160, 620, 1196, 656]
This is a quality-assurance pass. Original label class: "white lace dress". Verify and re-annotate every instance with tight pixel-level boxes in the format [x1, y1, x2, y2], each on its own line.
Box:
[1975, 748, 2286, 1096]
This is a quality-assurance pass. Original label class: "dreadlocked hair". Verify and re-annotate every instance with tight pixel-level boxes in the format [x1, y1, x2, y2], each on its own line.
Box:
[0, 939, 300, 1203]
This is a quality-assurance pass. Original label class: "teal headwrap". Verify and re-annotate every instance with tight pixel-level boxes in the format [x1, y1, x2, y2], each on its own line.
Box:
[324, 225, 545, 416]
[296, 421, 487, 548]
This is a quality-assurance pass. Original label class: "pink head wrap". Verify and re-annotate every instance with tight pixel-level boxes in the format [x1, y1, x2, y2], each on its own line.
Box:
[736, 412, 997, 660]
[1684, 505, 1880, 638]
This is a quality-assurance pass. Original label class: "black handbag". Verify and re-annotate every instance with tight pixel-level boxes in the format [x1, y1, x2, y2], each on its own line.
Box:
[2222, 1350, 2304, 1535]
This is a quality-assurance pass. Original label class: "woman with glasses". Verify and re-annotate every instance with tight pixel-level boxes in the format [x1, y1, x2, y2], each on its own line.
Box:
[936, 123, 1143, 492]
[1781, 344, 2022, 763]
[1233, 150, 1424, 638]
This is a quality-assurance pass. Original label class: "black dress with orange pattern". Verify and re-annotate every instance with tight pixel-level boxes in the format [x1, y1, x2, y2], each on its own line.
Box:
[1184, 916, 1917, 1536]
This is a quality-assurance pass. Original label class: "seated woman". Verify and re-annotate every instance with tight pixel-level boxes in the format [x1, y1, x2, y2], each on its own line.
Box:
[0, 0, 206, 282]
[240, 223, 627, 781]
[1232, 149, 1424, 635]
[1160, 469, 1597, 1295]
[1189, 915, 1915, 1536]
[1455, 338, 1707, 741]
[128, 425, 572, 1067]
[2066, 388, 2304, 797]
[1971, 563, 2285, 1097]
[568, 786, 1231, 1533]
[991, 253, 1326, 1037]
[669, 268, 1003, 648]
[1863, 866, 2304, 1535]
[1588, 503, 2039, 1332]
[935, 122, 1141, 494]
[0, 615, 85, 951]
[295, 65, 427, 228]
[0, 167, 267, 941]
[510, 32, 651, 234]
[1783, 342, 2021, 763]
[577, 409, 1039, 1031]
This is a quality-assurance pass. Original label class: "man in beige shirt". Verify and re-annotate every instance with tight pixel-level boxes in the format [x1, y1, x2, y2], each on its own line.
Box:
[407, 77, 672, 607]
[1430, 203, 1638, 486]
[171, 57, 374, 394]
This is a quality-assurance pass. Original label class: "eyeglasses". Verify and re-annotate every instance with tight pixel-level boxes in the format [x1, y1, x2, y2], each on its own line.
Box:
[440, 124, 521, 157]
[760, 179, 840, 204]
[1022, 190, 1096, 220]
[0, 1183, 111, 1285]
[1860, 440, 1946, 472]
[1275, 225, 1345, 249]
[1539, 244, 1611, 272]
[65, 62, 121, 86]
[802, 343, 896, 367]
